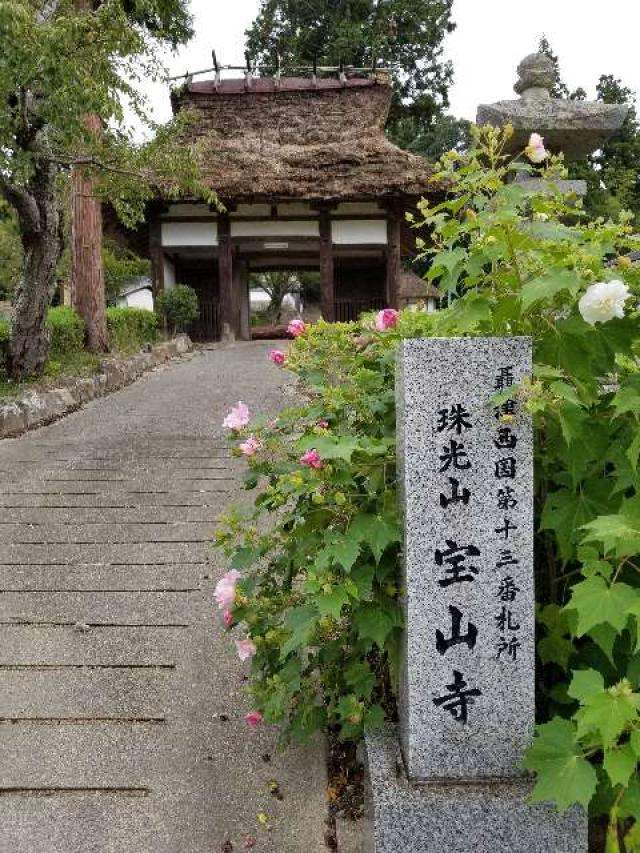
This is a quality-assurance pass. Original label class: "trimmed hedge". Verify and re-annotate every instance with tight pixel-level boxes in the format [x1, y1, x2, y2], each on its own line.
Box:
[47, 306, 85, 357]
[106, 307, 158, 352]
[0, 317, 10, 368]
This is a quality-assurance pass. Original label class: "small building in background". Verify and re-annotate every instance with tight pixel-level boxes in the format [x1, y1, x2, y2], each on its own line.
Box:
[116, 278, 154, 311]
[397, 269, 441, 313]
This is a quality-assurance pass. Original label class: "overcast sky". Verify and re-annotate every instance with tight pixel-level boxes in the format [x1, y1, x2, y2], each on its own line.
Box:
[143, 0, 640, 126]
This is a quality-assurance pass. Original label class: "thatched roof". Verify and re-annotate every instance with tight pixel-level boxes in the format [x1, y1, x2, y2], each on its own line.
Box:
[398, 269, 441, 302]
[170, 76, 442, 203]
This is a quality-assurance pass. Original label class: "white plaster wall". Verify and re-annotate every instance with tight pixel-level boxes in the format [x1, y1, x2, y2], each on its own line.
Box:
[230, 220, 320, 238]
[117, 289, 154, 311]
[161, 221, 218, 247]
[331, 220, 387, 245]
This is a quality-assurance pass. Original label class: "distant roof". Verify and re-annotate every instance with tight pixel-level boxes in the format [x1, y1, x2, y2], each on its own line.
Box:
[398, 269, 441, 301]
[169, 75, 442, 203]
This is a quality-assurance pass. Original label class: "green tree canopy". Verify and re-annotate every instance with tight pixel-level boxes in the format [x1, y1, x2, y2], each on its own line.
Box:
[538, 36, 640, 224]
[0, 0, 211, 377]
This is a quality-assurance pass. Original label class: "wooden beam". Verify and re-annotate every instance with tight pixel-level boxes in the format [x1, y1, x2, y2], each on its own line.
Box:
[218, 213, 235, 340]
[148, 220, 164, 299]
[385, 204, 402, 308]
[319, 209, 335, 322]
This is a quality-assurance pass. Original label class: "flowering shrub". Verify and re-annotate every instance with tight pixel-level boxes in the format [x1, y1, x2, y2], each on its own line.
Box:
[216, 127, 640, 845]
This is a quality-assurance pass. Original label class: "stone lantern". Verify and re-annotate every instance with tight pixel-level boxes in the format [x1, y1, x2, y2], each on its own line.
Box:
[477, 52, 628, 195]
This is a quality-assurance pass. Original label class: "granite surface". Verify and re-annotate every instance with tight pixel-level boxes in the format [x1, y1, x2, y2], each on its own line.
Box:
[365, 726, 588, 853]
[476, 97, 627, 160]
[397, 337, 534, 781]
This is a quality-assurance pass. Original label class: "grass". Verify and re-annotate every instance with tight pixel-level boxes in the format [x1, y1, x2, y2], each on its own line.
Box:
[0, 350, 101, 401]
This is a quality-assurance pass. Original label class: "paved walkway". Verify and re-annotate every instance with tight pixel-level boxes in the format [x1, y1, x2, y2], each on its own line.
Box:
[0, 344, 328, 853]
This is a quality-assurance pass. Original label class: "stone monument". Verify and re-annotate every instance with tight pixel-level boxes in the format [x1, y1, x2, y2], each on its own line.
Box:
[477, 52, 627, 196]
[364, 337, 587, 852]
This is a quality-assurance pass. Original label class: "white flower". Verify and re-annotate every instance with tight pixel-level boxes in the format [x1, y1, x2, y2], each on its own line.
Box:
[525, 132, 548, 164]
[578, 280, 630, 326]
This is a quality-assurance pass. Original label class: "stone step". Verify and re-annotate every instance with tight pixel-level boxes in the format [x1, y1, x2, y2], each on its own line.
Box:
[0, 522, 215, 544]
[0, 542, 213, 565]
[0, 565, 212, 591]
[0, 625, 182, 666]
[0, 724, 169, 787]
[0, 591, 200, 624]
[0, 668, 173, 717]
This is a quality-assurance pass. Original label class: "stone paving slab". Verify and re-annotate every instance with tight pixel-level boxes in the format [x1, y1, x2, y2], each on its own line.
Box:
[0, 343, 328, 853]
[0, 565, 208, 590]
[0, 668, 175, 717]
[0, 625, 182, 665]
[0, 590, 198, 623]
[0, 521, 216, 543]
[0, 724, 169, 787]
[0, 506, 218, 524]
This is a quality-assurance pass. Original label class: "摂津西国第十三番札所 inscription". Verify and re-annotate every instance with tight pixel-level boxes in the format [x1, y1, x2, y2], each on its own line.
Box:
[396, 337, 534, 781]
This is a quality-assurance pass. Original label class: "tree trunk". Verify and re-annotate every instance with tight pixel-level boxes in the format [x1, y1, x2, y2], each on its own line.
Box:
[71, 113, 108, 352]
[7, 164, 63, 379]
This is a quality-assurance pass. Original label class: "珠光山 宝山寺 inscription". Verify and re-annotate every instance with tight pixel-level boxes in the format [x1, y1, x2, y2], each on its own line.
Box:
[397, 337, 534, 781]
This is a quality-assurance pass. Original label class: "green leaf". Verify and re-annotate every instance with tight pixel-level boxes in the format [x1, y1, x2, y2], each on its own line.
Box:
[364, 703, 385, 730]
[566, 576, 633, 636]
[627, 430, 640, 473]
[345, 661, 376, 698]
[280, 605, 319, 658]
[297, 434, 361, 462]
[611, 377, 640, 419]
[568, 669, 605, 704]
[354, 603, 393, 649]
[349, 513, 400, 563]
[520, 269, 581, 311]
[576, 686, 640, 746]
[317, 535, 360, 572]
[317, 588, 350, 620]
[351, 562, 375, 599]
[604, 744, 636, 787]
[231, 547, 260, 570]
[581, 498, 640, 556]
[588, 623, 619, 664]
[522, 718, 597, 812]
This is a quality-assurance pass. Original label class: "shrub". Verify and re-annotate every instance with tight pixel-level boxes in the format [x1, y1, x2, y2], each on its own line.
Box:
[103, 242, 151, 305]
[0, 316, 10, 368]
[106, 306, 158, 352]
[216, 127, 640, 843]
[46, 306, 85, 357]
[156, 284, 199, 333]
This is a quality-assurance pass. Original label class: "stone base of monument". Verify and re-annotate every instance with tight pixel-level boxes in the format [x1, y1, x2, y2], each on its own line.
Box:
[364, 725, 587, 853]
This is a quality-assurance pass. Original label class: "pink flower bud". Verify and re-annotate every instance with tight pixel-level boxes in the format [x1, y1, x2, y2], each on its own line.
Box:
[239, 436, 261, 457]
[287, 319, 307, 337]
[223, 401, 250, 431]
[269, 349, 286, 366]
[525, 132, 548, 164]
[317, 419, 329, 429]
[300, 449, 323, 469]
[245, 711, 263, 728]
[235, 637, 257, 661]
[214, 570, 241, 610]
[223, 609, 234, 629]
[374, 308, 399, 331]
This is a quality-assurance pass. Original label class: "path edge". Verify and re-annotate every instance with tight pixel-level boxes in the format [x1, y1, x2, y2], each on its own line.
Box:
[0, 334, 194, 440]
